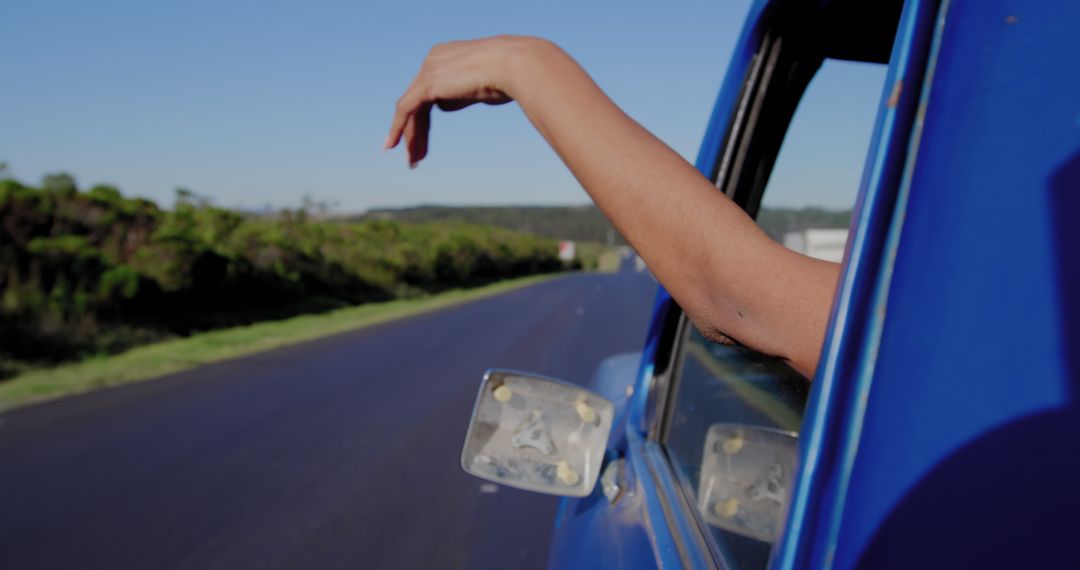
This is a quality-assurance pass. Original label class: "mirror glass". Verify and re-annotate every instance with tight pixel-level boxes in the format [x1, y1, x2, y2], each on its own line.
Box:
[696, 423, 798, 542]
[460, 369, 614, 497]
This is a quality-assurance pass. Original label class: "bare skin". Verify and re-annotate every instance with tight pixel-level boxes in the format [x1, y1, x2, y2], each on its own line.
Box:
[386, 36, 840, 377]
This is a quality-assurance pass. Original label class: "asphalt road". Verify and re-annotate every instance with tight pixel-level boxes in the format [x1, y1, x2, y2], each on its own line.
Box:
[0, 259, 657, 570]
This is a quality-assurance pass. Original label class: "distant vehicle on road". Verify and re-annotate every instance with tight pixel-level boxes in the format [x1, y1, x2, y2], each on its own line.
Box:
[460, 0, 1080, 568]
[782, 229, 848, 263]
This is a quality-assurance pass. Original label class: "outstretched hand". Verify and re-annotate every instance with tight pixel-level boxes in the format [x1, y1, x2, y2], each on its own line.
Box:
[385, 36, 541, 167]
[384, 34, 838, 377]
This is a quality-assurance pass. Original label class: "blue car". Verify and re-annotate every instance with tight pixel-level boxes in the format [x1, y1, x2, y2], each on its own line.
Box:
[461, 0, 1080, 568]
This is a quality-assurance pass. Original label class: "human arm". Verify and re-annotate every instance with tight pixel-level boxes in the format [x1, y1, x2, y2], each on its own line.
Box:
[386, 36, 839, 377]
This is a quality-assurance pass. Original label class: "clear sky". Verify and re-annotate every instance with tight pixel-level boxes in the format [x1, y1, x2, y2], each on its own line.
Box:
[2, 0, 886, 213]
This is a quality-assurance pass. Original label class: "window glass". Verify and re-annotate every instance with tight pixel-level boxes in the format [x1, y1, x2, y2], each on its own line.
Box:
[664, 324, 809, 568]
[757, 60, 888, 261]
[662, 59, 887, 568]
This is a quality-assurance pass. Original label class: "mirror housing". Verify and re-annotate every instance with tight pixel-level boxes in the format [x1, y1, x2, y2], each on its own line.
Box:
[697, 423, 798, 542]
[460, 369, 615, 497]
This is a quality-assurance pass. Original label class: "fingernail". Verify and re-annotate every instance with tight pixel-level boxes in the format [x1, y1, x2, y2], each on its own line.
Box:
[409, 161, 417, 170]
[383, 135, 393, 150]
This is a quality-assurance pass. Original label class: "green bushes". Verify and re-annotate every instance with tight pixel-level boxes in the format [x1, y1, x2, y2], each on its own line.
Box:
[0, 173, 561, 373]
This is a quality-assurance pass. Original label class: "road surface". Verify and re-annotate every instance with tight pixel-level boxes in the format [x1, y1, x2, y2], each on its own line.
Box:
[0, 260, 657, 570]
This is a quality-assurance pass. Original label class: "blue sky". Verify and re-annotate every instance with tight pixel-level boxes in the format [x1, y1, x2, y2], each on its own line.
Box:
[2, 0, 885, 212]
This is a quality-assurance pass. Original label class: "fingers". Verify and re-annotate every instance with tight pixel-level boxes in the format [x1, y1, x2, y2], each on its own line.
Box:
[385, 89, 420, 151]
[386, 38, 498, 163]
[404, 103, 432, 167]
[386, 43, 463, 154]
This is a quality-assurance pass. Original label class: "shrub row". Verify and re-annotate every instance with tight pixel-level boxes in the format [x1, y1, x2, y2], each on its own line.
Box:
[0, 174, 563, 369]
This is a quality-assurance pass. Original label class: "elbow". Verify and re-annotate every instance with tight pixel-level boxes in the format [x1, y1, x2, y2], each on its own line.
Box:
[685, 252, 839, 380]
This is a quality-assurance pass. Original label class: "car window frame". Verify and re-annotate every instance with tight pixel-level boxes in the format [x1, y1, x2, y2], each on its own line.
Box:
[639, 2, 905, 565]
[641, 28, 826, 567]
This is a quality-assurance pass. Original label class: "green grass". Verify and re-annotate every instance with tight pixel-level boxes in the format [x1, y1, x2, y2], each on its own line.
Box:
[573, 241, 620, 274]
[0, 273, 562, 412]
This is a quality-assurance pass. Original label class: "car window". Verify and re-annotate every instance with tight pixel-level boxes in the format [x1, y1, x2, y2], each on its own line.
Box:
[663, 325, 809, 568]
[758, 59, 887, 260]
[660, 53, 888, 570]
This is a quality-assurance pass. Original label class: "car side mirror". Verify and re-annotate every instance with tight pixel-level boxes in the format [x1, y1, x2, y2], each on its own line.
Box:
[460, 369, 615, 497]
[697, 423, 798, 542]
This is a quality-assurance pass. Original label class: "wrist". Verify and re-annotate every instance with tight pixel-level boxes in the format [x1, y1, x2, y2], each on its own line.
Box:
[496, 36, 568, 97]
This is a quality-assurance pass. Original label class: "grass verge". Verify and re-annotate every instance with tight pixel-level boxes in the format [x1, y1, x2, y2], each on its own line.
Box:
[0, 273, 562, 412]
[574, 241, 621, 274]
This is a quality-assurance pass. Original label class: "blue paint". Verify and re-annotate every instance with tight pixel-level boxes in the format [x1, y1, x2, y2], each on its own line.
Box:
[553, 497, 569, 530]
[833, 0, 1080, 566]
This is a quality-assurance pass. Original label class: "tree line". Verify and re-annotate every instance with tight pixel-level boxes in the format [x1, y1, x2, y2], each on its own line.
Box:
[360, 204, 853, 245]
[0, 173, 565, 376]
[359, 205, 629, 245]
